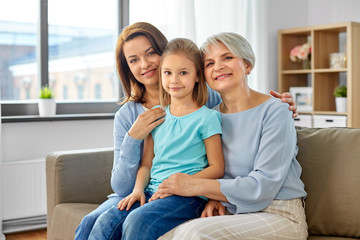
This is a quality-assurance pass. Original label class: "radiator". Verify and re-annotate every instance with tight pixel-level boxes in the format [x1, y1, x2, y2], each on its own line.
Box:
[2, 159, 47, 233]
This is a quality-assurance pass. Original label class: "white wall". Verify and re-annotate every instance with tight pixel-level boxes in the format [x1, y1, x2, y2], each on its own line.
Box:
[267, 0, 360, 92]
[267, 0, 308, 92]
[2, 119, 114, 163]
[1, 118, 114, 230]
[307, 0, 360, 25]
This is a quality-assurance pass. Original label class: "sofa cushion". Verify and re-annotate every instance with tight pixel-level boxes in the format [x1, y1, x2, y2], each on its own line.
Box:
[296, 127, 360, 238]
[50, 203, 99, 240]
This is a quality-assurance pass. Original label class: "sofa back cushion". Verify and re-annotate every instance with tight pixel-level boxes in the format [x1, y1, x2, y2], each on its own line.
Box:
[296, 127, 360, 238]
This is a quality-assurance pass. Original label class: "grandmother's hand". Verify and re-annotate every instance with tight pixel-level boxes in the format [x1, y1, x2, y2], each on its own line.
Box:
[201, 200, 226, 218]
[269, 90, 298, 118]
[148, 190, 172, 202]
[128, 107, 165, 140]
[153, 173, 198, 198]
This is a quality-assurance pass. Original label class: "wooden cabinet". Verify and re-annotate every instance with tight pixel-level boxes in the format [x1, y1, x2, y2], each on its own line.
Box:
[278, 22, 360, 128]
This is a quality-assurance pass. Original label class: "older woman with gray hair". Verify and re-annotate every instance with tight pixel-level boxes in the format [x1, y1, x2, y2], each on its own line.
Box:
[154, 32, 308, 240]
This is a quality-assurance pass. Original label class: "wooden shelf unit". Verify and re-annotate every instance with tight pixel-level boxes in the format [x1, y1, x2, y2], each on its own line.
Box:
[278, 22, 360, 128]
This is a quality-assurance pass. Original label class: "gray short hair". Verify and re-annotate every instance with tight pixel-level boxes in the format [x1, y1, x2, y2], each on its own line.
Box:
[200, 32, 255, 68]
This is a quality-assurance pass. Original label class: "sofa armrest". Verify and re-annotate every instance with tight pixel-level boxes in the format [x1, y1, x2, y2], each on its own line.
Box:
[46, 147, 114, 231]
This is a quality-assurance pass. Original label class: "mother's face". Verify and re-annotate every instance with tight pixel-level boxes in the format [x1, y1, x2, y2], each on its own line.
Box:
[203, 42, 251, 93]
[123, 35, 161, 88]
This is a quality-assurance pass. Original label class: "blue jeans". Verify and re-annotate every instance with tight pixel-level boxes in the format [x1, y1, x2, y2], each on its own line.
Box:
[88, 192, 207, 240]
[75, 196, 124, 240]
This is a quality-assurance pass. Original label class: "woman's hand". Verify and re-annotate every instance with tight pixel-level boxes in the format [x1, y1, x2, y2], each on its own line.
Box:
[269, 90, 298, 118]
[148, 190, 172, 202]
[117, 190, 145, 211]
[155, 173, 198, 197]
[128, 107, 166, 140]
[201, 200, 226, 218]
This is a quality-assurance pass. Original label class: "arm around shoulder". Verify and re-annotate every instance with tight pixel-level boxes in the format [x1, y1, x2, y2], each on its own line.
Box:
[111, 104, 143, 196]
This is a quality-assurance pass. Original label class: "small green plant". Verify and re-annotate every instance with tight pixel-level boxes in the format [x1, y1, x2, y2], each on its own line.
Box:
[39, 85, 54, 99]
[334, 85, 347, 98]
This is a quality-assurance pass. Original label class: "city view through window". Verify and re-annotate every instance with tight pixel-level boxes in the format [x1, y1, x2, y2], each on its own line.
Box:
[0, 0, 119, 102]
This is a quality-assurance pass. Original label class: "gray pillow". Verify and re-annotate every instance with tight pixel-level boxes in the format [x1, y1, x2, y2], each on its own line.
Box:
[296, 127, 360, 238]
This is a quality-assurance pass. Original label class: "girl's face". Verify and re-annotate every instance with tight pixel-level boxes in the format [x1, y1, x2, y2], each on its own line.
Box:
[123, 35, 161, 88]
[161, 53, 198, 101]
[203, 42, 251, 93]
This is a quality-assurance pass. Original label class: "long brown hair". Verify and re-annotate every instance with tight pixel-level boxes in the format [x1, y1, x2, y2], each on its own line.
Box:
[159, 38, 208, 107]
[116, 22, 168, 104]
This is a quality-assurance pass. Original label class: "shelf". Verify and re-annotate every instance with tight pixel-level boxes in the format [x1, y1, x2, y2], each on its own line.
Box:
[314, 68, 347, 73]
[282, 70, 311, 74]
[298, 111, 347, 116]
[282, 68, 347, 74]
[278, 22, 360, 128]
[312, 111, 347, 116]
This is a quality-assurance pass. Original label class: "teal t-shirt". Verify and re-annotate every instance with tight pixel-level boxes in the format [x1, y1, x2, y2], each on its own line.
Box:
[146, 105, 222, 193]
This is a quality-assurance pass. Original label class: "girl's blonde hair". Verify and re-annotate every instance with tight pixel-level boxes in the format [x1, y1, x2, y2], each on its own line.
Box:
[159, 38, 208, 107]
[115, 22, 168, 104]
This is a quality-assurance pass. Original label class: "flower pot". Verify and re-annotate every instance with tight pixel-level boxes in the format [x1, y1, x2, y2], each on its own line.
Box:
[335, 97, 347, 113]
[38, 99, 56, 117]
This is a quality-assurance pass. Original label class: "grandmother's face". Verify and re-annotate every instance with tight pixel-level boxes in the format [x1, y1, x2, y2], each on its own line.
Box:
[203, 42, 251, 94]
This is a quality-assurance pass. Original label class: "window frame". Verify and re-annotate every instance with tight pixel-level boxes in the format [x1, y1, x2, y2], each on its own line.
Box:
[1, 0, 129, 118]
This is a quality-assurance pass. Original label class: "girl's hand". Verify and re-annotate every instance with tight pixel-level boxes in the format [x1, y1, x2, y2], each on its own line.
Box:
[148, 191, 172, 202]
[156, 173, 197, 197]
[201, 200, 226, 218]
[269, 90, 298, 118]
[117, 190, 146, 211]
[128, 107, 166, 140]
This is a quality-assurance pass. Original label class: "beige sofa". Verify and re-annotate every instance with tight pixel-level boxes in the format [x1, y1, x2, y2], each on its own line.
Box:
[46, 127, 360, 240]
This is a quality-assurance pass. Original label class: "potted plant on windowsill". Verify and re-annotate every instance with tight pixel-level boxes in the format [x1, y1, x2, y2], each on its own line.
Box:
[38, 85, 56, 117]
[334, 85, 347, 113]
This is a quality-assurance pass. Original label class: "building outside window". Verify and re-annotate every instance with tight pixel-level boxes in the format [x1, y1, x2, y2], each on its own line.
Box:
[95, 84, 102, 100]
[0, 0, 38, 101]
[0, 0, 120, 105]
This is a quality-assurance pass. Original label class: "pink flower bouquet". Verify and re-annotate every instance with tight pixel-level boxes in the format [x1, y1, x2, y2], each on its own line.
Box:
[290, 42, 311, 62]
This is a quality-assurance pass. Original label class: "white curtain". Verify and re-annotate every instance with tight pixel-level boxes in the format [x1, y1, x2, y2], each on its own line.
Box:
[129, 0, 269, 93]
[0, 90, 4, 239]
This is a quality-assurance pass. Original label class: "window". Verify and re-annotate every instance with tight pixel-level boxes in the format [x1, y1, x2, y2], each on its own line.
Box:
[95, 84, 102, 100]
[77, 85, 84, 100]
[1, 0, 129, 117]
[48, 0, 118, 102]
[63, 85, 68, 100]
[0, 0, 38, 101]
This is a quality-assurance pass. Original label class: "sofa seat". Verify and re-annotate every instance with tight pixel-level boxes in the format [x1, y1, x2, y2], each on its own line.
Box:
[50, 203, 98, 240]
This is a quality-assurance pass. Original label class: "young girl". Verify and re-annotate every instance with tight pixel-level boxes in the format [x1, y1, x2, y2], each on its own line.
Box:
[88, 38, 225, 240]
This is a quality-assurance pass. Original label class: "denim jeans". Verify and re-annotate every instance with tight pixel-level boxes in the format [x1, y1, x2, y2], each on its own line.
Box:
[88, 192, 207, 240]
[74, 196, 124, 240]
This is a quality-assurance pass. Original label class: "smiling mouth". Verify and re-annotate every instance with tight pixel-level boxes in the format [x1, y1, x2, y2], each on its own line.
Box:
[215, 74, 232, 80]
[142, 68, 157, 76]
[169, 87, 183, 90]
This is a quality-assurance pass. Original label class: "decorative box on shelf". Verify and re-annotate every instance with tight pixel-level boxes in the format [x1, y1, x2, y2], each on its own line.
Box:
[313, 115, 347, 128]
[293, 114, 312, 128]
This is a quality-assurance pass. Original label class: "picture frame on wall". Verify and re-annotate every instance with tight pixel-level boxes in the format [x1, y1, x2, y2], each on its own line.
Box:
[290, 87, 313, 112]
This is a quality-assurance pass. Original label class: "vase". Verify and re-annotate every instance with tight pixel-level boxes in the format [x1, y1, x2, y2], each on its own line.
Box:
[335, 97, 347, 113]
[38, 99, 57, 117]
[302, 58, 311, 69]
